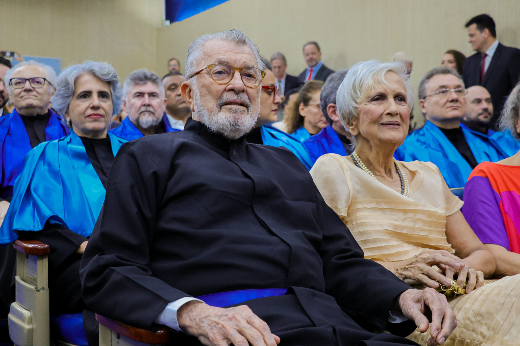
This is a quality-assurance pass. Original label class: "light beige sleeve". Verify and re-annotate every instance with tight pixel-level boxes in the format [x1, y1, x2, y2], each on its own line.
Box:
[421, 162, 463, 215]
[310, 154, 352, 216]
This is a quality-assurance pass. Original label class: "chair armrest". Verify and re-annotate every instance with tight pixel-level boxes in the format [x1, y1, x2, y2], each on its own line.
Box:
[13, 240, 50, 256]
[96, 314, 170, 344]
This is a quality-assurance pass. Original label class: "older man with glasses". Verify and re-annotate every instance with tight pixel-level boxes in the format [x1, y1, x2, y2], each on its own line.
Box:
[81, 30, 456, 346]
[395, 66, 509, 190]
[0, 60, 68, 320]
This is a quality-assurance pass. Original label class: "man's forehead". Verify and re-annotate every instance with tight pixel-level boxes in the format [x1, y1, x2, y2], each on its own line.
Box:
[467, 86, 490, 99]
[13, 65, 46, 77]
[200, 40, 257, 67]
[428, 74, 462, 89]
[131, 82, 161, 93]
[0, 65, 8, 78]
[164, 75, 185, 86]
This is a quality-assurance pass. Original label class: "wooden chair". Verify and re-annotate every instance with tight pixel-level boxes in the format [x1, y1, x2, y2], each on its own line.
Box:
[8, 240, 87, 346]
[97, 314, 170, 346]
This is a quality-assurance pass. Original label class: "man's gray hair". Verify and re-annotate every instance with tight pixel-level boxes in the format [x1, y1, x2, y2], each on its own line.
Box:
[185, 29, 264, 79]
[320, 69, 348, 123]
[336, 60, 414, 129]
[4, 60, 58, 96]
[123, 69, 164, 100]
[270, 52, 287, 66]
[499, 82, 520, 139]
[418, 66, 464, 100]
[52, 61, 123, 117]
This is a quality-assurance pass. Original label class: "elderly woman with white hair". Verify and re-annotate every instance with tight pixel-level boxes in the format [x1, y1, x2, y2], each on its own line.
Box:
[0, 61, 126, 341]
[311, 60, 520, 346]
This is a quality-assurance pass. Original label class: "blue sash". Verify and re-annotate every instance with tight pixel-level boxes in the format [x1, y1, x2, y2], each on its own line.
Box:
[197, 288, 287, 308]
[303, 125, 348, 163]
[460, 123, 520, 158]
[395, 121, 498, 188]
[260, 126, 314, 170]
[0, 109, 68, 199]
[109, 113, 179, 141]
[290, 126, 311, 142]
[0, 132, 126, 244]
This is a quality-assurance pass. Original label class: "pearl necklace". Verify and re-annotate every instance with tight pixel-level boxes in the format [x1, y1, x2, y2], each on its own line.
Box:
[351, 151, 409, 197]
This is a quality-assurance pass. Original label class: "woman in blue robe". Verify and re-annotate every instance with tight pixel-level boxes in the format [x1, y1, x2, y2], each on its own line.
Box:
[0, 61, 126, 329]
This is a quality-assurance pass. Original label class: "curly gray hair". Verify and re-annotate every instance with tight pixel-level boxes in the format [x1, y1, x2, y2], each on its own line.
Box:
[336, 60, 414, 129]
[52, 61, 122, 117]
[499, 82, 520, 139]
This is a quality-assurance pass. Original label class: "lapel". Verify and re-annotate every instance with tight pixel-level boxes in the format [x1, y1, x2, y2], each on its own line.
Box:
[314, 64, 326, 80]
[483, 43, 504, 86]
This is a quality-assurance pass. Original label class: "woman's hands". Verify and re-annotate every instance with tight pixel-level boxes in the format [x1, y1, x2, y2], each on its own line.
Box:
[393, 249, 484, 292]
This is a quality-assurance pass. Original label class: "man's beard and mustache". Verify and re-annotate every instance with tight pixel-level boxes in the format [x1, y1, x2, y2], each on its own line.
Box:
[137, 106, 162, 129]
[476, 109, 492, 125]
[192, 85, 259, 140]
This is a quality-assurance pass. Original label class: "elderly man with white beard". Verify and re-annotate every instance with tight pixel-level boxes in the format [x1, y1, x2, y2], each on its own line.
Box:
[110, 69, 178, 140]
[80, 30, 456, 346]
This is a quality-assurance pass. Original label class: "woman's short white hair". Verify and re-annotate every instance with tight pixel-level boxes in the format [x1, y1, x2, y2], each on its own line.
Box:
[4, 60, 58, 96]
[52, 61, 122, 117]
[336, 60, 414, 129]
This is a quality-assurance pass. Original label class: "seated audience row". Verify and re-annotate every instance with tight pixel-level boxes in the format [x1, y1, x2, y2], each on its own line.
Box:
[311, 59, 520, 346]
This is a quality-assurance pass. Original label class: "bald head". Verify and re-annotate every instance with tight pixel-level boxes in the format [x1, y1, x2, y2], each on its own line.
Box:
[463, 86, 493, 133]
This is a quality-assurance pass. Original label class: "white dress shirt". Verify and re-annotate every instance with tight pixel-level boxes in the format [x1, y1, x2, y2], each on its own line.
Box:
[484, 40, 499, 73]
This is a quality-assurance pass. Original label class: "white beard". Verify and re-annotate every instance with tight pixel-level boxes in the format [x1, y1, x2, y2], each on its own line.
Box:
[137, 110, 162, 129]
[192, 85, 259, 140]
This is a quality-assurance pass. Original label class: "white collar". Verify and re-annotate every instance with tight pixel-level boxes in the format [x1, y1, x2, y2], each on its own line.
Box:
[485, 40, 499, 58]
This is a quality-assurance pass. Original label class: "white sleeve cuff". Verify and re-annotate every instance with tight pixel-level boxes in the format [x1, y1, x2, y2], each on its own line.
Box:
[154, 297, 203, 331]
[388, 309, 408, 323]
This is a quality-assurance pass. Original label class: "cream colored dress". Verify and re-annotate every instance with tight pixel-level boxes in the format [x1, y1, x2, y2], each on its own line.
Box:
[310, 154, 520, 346]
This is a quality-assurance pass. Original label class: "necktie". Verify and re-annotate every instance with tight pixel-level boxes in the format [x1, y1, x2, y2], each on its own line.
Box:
[307, 68, 313, 81]
[277, 80, 282, 95]
[480, 53, 487, 85]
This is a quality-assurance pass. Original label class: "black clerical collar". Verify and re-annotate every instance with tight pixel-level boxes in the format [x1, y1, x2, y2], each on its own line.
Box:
[246, 127, 263, 145]
[20, 111, 50, 148]
[184, 117, 246, 152]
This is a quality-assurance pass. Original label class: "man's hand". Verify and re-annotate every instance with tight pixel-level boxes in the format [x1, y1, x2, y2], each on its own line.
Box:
[399, 288, 456, 346]
[76, 241, 88, 254]
[0, 200, 10, 227]
[178, 301, 280, 346]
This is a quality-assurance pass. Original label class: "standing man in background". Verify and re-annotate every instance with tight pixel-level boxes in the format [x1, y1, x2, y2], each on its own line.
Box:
[167, 57, 181, 73]
[462, 14, 520, 130]
[162, 72, 191, 130]
[298, 42, 334, 83]
[270, 52, 300, 100]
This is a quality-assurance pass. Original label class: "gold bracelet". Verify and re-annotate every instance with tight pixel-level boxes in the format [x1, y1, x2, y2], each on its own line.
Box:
[436, 279, 466, 297]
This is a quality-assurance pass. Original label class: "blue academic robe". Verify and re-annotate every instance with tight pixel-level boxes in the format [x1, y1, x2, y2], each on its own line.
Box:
[460, 123, 520, 158]
[0, 132, 126, 244]
[261, 125, 314, 170]
[303, 125, 353, 163]
[0, 109, 69, 199]
[290, 126, 311, 142]
[109, 114, 179, 141]
[395, 120, 507, 189]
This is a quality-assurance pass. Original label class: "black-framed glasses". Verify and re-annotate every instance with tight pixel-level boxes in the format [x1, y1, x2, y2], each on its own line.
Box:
[9, 77, 53, 89]
[188, 63, 266, 89]
[423, 87, 466, 99]
[261, 85, 281, 102]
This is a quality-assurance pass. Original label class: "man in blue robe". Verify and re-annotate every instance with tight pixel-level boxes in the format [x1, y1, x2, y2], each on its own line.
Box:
[0, 61, 68, 222]
[110, 69, 179, 141]
[395, 67, 508, 189]
[303, 70, 354, 163]
[461, 86, 520, 157]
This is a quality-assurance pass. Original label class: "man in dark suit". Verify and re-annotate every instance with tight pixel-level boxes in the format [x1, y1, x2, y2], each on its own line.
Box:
[298, 42, 334, 83]
[270, 52, 300, 100]
[462, 14, 520, 130]
[81, 29, 456, 346]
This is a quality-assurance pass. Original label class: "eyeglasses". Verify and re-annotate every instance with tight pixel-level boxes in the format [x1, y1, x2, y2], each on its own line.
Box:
[423, 87, 466, 99]
[9, 77, 53, 89]
[261, 85, 281, 102]
[188, 63, 266, 89]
